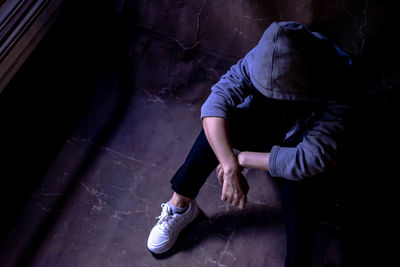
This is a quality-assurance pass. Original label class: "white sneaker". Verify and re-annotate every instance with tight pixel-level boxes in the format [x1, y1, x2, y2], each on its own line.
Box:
[147, 200, 199, 254]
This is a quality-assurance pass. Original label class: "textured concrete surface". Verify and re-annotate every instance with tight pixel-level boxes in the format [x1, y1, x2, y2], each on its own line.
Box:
[0, 59, 288, 266]
[0, 59, 348, 266]
[1, 0, 399, 266]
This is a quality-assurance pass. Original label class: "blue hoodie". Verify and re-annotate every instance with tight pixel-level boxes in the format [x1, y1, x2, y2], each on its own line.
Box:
[201, 22, 353, 181]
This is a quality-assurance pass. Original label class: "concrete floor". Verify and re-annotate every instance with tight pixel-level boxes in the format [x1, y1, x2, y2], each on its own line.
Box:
[0, 50, 350, 266]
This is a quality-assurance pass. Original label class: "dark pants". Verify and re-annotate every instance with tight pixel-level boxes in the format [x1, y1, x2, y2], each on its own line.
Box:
[170, 110, 317, 267]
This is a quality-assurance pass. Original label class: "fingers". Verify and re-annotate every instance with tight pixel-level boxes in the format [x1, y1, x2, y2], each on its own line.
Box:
[221, 185, 230, 202]
[221, 188, 246, 209]
[231, 196, 239, 207]
[222, 194, 245, 209]
[237, 197, 245, 210]
[231, 193, 246, 209]
[220, 171, 248, 209]
[216, 164, 224, 185]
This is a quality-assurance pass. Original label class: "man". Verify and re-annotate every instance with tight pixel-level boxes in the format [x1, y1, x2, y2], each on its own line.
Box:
[147, 21, 353, 266]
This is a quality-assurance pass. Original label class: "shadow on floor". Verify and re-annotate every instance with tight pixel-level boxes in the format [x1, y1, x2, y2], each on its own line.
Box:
[150, 203, 283, 260]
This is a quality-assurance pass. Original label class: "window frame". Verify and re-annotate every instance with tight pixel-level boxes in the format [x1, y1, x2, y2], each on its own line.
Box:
[0, 0, 63, 93]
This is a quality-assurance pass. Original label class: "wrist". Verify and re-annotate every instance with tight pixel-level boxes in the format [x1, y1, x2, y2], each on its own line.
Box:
[222, 158, 240, 175]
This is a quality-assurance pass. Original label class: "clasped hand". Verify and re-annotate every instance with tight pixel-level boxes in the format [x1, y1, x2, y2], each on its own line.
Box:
[216, 163, 249, 210]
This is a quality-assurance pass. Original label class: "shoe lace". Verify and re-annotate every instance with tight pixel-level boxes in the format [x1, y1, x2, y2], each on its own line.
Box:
[156, 204, 173, 230]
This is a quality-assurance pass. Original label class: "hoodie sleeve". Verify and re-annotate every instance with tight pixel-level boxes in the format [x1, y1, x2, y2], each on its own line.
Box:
[268, 101, 351, 180]
[201, 57, 252, 119]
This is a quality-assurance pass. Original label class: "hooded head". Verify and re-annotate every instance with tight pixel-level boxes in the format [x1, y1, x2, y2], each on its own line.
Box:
[246, 21, 351, 102]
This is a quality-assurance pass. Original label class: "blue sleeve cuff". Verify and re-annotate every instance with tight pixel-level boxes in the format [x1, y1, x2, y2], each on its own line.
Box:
[200, 95, 229, 120]
[268, 145, 280, 177]
[269, 145, 298, 179]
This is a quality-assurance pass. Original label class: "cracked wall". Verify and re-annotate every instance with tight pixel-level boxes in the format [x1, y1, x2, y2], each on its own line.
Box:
[120, 0, 398, 101]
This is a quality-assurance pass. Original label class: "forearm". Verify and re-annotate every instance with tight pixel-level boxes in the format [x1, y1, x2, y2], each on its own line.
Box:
[203, 117, 247, 209]
[202, 117, 239, 172]
[237, 151, 270, 171]
[202, 117, 270, 172]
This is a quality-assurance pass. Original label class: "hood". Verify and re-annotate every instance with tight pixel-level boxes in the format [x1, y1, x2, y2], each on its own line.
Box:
[246, 21, 351, 102]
